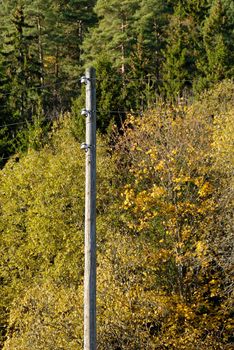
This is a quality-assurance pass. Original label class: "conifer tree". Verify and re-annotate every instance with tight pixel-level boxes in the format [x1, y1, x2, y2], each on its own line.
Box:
[161, 2, 197, 99]
[38, 0, 97, 115]
[82, 0, 140, 75]
[133, 0, 171, 80]
[125, 0, 172, 109]
[195, 0, 234, 92]
[0, 3, 43, 163]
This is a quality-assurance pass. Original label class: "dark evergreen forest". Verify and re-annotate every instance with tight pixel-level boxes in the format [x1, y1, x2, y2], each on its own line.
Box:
[0, 0, 233, 349]
[0, 0, 233, 162]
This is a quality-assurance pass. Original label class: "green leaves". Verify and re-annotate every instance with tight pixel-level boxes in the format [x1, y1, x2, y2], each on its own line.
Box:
[3, 280, 83, 350]
[0, 118, 85, 346]
[0, 115, 117, 348]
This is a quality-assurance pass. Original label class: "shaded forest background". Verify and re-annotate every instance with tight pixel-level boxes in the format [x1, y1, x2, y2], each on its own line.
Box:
[0, 0, 233, 349]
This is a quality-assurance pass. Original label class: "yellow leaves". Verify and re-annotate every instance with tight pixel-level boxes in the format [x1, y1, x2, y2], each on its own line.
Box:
[198, 181, 213, 198]
[180, 228, 191, 243]
[148, 147, 158, 161]
[197, 197, 216, 215]
[175, 241, 184, 249]
[157, 248, 171, 263]
[175, 303, 195, 321]
[176, 201, 197, 216]
[155, 160, 164, 171]
[112, 92, 233, 348]
[209, 279, 216, 285]
[122, 187, 135, 209]
[134, 190, 147, 210]
[150, 185, 166, 199]
[212, 107, 234, 176]
[173, 175, 191, 184]
[193, 176, 202, 187]
[44, 55, 56, 68]
[196, 241, 207, 255]
[145, 149, 152, 155]
[4, 280, 83, 350]
[121, 181, 166, 231]
[175, 254, 183, 264]
[195, 241, 210, 268]
[127, 221, 136, 230]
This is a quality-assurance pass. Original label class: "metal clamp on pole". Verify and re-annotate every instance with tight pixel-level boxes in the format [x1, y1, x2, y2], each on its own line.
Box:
[81, 108, 89, 117]
[80, 76, 89, 85]
[80, 143, 90, 152]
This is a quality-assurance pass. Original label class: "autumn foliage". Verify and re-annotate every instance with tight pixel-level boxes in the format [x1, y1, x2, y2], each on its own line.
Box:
[108, 80, 234, 349]
[0, 81, 233, 349]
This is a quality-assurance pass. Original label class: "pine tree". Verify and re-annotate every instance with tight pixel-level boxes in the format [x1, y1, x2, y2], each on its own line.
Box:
[133, 0, 172, 80]
[37, 0, 97, 115]
[161, 0, 218, 99]
[195, 0, 234, 92]
[124, 0, 172, 109]
[82, 0, 140, 75]
[0, 3, 43, 163]
[82, 0, 173, 112]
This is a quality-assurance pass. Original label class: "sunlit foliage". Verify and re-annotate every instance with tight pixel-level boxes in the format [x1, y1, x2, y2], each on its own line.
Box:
[0, 81, 233, 349]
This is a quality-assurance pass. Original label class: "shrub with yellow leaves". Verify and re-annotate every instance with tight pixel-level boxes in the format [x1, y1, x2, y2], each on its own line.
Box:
[113, 80, 234, 349]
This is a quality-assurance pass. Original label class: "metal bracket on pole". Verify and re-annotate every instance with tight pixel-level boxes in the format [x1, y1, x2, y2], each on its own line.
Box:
[81, 108, 96, 117]
[80, 76, 89, 85]
[80, 143, 90, 152]
[81, 108, 90, 117]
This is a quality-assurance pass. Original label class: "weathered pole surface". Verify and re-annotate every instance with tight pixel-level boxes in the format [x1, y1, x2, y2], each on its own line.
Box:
[83, 67, 96, 350]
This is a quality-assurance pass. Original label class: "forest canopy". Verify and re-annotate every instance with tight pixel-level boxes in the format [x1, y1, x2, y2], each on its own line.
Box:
[0, 0, 233, 162]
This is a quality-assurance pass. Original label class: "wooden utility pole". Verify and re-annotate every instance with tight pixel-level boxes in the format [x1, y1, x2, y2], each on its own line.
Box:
[81, 67, 97, 350]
